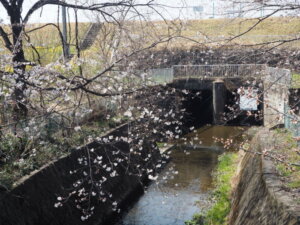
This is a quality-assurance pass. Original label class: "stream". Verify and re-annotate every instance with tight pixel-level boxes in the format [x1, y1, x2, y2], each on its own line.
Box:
[117, 125, 247, 225]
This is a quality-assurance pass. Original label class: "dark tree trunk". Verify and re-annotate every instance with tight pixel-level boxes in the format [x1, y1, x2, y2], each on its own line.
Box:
[10, 6, 28, 122]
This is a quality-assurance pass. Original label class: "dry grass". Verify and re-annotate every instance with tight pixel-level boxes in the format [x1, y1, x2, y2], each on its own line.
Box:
[1, 16, 300, 65]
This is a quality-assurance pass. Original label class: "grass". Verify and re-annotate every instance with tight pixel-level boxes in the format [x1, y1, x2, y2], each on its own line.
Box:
[182, 17, 300, 36]
[273, 128, 300, 189]
[0, 22, 92, 66]
[288, 180, 300, 189]
[185, 153, 239, 225]
[0, 115, 126, 190]
[2, 16, 300, 66]
[291, 73, 300, 88]
[156, 142, 166, 148]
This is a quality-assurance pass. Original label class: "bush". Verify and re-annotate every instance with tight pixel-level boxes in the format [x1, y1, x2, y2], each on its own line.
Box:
[0, 134, 28, 165]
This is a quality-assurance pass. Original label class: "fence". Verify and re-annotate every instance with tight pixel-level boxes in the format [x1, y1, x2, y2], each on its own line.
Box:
[146, 68, 173, 84]
[284, 104, 300, 146]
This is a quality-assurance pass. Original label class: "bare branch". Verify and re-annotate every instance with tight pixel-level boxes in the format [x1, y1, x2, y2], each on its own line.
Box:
[0, 25, 13, 52]
[23, 0, 155, 24]
[0, 0, 10, 12]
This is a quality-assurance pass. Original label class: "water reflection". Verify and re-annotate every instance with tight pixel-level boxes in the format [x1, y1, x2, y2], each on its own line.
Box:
[117, 126, 247, 225]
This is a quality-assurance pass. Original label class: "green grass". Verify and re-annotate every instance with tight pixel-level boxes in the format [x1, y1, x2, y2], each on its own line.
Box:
[291, 73, 300, 88]
[186, 153, 238, 225]
[273, 129, 300, 190]
[156, 142, 166, 148]
[288, 180, 300, 189]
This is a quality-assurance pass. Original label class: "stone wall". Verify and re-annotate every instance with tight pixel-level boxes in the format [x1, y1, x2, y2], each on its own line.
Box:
[229, 129, 300, 225]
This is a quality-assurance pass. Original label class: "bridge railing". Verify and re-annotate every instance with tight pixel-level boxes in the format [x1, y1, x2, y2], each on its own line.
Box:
[146, 64, 267, 84]
[172, 64, 267, 79]
[146, 68, 174, 84]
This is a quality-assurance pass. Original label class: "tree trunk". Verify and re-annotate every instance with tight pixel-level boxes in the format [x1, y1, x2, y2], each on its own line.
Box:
[10, 7, 28, 123]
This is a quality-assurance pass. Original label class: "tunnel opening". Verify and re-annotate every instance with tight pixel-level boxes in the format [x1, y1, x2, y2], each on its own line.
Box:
[181, 90, 213, 128]
[181, 88, 263, 128]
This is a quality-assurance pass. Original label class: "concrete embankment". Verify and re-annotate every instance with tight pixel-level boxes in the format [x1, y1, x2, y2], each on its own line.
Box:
[229, 129, 300, 225]
[0, 123, 164, 225]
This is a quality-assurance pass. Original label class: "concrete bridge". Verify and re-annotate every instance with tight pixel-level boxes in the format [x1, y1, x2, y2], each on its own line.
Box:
[147, 64, 291, 127]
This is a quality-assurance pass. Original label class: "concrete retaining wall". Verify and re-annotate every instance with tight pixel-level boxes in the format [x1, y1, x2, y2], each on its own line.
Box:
[0, 124, 163, 225]
[229, 129, 300, 225]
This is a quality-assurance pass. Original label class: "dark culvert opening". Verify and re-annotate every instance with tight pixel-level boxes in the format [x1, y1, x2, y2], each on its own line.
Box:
[181, 88, 263, 128]
[181, 90, 213, 128]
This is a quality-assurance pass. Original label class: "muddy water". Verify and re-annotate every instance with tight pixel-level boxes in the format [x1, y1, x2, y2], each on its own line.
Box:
[117, 126, 247, 225]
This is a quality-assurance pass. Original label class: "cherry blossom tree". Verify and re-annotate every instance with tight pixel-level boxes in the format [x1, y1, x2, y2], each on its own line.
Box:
[0, 0, 176, 121]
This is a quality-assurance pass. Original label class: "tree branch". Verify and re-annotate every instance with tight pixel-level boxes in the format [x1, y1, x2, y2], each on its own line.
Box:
[0, 25, 13, 52]
[0, 0, 10, 12]
[23, 0, 155, 24]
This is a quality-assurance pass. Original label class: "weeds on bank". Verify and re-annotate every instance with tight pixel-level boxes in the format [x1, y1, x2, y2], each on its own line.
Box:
[185, 153, 238, 225]
[291, 73, 300, 89]
[0, 117, 125, 190]
[274, 129, 300, 189]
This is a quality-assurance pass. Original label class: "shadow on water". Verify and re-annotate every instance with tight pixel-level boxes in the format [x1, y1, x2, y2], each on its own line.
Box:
[115, 126, 247, 225]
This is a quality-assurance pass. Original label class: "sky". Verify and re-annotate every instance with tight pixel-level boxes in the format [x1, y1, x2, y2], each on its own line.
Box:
[0, 0, 261, 24]
[0, 0, 291, 24]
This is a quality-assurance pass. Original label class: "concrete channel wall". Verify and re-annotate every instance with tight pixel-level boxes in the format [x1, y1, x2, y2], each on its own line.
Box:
[0, 124, 163, 225]
[229, 129, 300, 225]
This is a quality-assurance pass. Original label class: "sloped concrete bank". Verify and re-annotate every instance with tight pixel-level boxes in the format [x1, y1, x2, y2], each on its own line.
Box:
[229, 129, 300, 225]
[0, 123, 165, 225]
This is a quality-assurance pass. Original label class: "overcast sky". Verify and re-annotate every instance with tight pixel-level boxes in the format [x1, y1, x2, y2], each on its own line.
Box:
[0, 0, 255, 24]
[0, 0, 288, 24]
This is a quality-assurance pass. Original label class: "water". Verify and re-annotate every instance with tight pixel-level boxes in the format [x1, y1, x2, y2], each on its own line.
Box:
[117, 126, 247, 225]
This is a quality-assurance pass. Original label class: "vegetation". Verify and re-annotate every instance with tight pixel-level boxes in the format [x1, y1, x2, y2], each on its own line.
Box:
[0, 116, 127, 190]
[1, 0, 300, 222]
[180, 17, 300, 46]
[186, 153, 239, 225]
[2, 16, 300, 67]
[291, 73, 300, 88]
[273, 129, 300, 189]
[2, 17, 300, 54]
